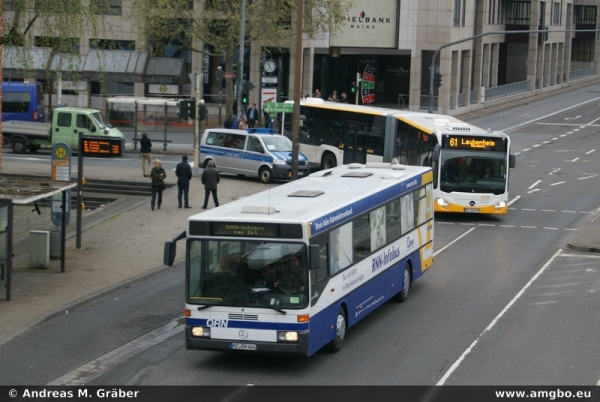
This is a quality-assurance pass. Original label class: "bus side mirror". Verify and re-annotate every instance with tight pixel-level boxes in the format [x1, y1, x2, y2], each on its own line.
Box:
[432, 144, 441, 162]
[509, 154, 516, 168]
[164, 241, 176, 266]
[308, 244, 320, 270]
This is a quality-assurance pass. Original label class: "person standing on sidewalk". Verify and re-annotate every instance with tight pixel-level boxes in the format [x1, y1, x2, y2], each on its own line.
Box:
[150, 159, 167, 210]
[201, 160, 220, 209]
[247, 103, 259, 128]
[140, 132, 152, 177]
[176, 155, 193, 209]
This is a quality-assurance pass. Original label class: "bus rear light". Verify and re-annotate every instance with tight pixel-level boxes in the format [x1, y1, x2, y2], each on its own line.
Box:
[33, 111, 38, 121]
[297, 314, 309, 322]
[191, 327, 210, 338]
[277, 331, 298, 342]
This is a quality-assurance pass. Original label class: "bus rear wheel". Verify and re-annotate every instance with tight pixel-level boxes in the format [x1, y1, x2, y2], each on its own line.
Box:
[321, 153, 337, 170]
[328, 306, 346, 352]
[393, 264, 411, 303]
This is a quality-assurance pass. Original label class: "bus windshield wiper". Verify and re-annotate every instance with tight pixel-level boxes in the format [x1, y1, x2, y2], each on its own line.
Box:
[259, 301, 287, 314]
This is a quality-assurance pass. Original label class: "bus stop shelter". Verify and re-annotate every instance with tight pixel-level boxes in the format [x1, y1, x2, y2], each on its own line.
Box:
[0, 179, 77, 301]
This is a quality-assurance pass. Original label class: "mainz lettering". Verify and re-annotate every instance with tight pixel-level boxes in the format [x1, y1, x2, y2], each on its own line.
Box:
[372, 246, 401, 272]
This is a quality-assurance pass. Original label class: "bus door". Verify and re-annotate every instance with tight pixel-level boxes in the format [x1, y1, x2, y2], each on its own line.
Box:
[343, 122, 369, 164]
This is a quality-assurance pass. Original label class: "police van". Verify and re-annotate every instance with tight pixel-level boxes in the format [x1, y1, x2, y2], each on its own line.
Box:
[199, 128, 310, 183]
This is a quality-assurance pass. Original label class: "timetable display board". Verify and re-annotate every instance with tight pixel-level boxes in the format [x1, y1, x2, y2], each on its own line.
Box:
[442, 135, 508, 152]
[82, 137, 123, 157]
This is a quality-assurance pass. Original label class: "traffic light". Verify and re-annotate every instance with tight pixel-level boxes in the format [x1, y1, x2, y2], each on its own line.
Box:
[198, 104, 208, 120]
[434, 72, 442, 88]
[350, 82, 357, 93]
[242, 91, 249, 105]
[177, 100, 195, 120]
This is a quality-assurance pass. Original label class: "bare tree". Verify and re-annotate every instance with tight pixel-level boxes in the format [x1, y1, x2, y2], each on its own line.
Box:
[130, 0, 351, 115]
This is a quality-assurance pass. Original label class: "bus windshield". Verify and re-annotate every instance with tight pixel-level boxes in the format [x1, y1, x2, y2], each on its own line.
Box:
[439, 149, 508, 194]
[187, 239, 309, 309]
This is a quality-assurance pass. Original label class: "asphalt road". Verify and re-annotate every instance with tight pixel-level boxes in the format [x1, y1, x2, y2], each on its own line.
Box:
[1, 86, 600, 387]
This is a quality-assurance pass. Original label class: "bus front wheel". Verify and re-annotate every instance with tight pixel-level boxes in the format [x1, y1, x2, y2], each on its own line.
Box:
[328, 306, 346, 353]
[321, 153, 337, 170]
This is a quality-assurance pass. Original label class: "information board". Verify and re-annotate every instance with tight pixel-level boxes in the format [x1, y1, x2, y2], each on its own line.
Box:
[51, 143, 72, 227]
[82, 137, 123, 157]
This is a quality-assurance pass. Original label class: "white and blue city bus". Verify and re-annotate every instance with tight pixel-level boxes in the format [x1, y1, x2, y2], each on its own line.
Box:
[164, 162, 434, 356]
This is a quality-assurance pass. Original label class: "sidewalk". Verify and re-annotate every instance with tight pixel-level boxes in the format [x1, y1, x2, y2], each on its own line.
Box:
[0, 158, 268, 345]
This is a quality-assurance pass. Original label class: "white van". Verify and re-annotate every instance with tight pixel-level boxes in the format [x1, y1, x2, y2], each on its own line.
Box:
[199, 128, 310, 183]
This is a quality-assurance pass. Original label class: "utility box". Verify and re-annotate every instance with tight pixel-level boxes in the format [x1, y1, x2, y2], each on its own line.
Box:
[30, 231, 50, 269]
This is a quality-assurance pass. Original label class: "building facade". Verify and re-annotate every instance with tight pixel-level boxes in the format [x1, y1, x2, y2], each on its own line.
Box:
[3, 0, 599, 116]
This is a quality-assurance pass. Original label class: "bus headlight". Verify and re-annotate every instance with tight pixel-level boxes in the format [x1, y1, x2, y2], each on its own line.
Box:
[272, 159, 286, 165]
[277, 331, 299, 342]
[495, 201, 507, 210]
[191, 327, 211, 338]
[435, 198, 449, 207]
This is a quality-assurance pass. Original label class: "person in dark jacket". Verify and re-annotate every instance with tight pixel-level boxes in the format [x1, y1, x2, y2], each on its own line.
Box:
[247, 103, 259, 128]
[150, 159, 166, 210]
[175, 155, 193, 208]
[201, 160, 220, 209]
[224, 114, 234, 129]
[140, 132, 152, 177]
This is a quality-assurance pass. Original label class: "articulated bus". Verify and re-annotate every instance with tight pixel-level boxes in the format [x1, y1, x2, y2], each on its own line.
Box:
[164, 163, 434, 356]
[280, 98, 515, 214]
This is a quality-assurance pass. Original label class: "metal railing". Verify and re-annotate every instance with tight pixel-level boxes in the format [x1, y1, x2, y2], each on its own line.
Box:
[420, 95, 438, 110]
[569, 67, 597, 80]
[485, 80, 530, 101]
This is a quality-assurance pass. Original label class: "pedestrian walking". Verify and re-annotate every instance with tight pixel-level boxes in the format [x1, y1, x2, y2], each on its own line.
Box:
[175, 154, 193, 209]
[247, 103, 259, 128]
[150, 159, 166, 210]
[201, 160, 220, 209]
[140, 132, 152, 177]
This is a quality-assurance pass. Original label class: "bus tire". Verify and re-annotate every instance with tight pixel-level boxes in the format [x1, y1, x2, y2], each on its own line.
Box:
[259, 167, 273, 184]
[28, 144, 41, 152]
[321, 153, 337, 170]
[11, 138, 28, 154]
[393, 263, 412, 303]
[328, 306, 346, 353]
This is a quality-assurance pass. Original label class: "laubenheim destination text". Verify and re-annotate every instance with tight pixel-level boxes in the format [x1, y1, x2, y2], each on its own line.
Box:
[19, 388, 140, 398]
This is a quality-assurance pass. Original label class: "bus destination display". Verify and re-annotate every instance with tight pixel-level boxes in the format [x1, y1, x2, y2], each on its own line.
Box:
[443, 135, 507, 152]
[211, 222, 278, 237]
[82, 137, 122, 157]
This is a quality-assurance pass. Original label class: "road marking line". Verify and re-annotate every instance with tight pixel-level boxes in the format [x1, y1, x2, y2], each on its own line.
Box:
[437, 249, 563, 385]
[551, 181, 565, 186]
[521, 226, 537, 229]
[529, 180, 541, 189]
[508, 195, 521, 206]
[433, 227, 476, 257]
[543, 227, 558, 230]
[586, 149, 595, 154]
[541, 209, 555, 212]
[578, 176, 594, 180]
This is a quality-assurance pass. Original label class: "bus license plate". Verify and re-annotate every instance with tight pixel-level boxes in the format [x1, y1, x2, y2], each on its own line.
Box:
[231, 343, 257, 350]
[464, 208, 480, 213]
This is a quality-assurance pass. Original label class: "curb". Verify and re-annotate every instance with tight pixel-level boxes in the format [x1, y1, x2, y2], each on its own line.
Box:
[567, 213, 600, 253]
